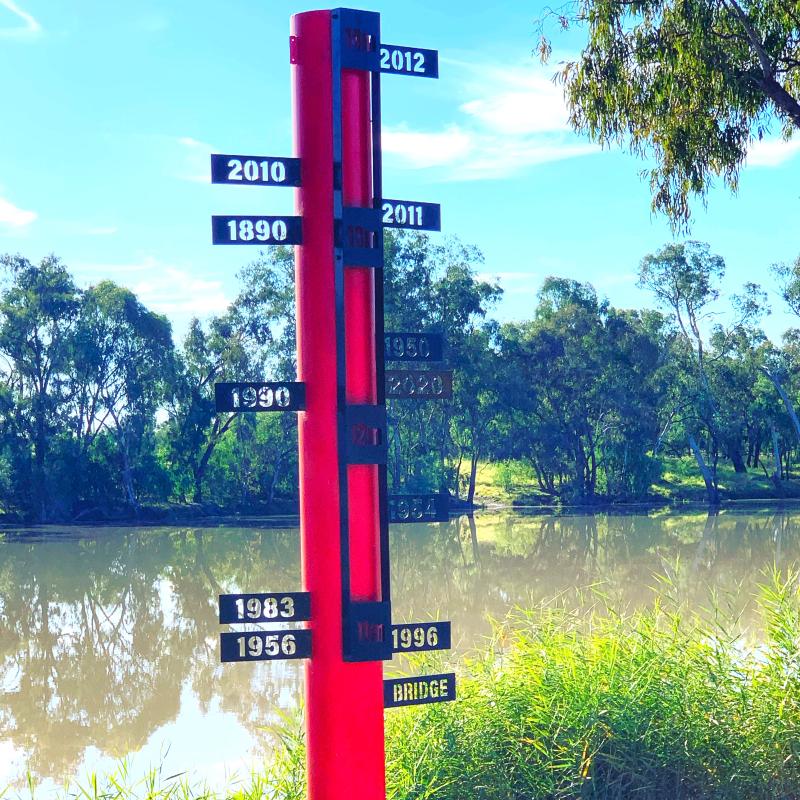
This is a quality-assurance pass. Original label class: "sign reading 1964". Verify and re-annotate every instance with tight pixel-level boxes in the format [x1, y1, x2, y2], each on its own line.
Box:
[212, 215, 302, 245]
[221, 630, 312, 663]
[215, 382, 306, 413]
[219, 592, 311, 624]
[388, 493, 448, 523]
[211, 154, 301, 186]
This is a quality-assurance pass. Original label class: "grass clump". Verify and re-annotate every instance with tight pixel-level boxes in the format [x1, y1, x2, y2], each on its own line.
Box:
[384, 573, 800, 800]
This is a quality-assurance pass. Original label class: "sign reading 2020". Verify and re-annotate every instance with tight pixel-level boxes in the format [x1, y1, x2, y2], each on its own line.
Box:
[208, 10, 454, 800]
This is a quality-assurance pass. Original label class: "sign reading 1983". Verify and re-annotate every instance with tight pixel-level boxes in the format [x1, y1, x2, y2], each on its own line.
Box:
[219, 592, 311, 624]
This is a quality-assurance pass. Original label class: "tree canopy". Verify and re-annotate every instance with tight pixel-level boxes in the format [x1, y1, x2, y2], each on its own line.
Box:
[538, 0, 800, 226]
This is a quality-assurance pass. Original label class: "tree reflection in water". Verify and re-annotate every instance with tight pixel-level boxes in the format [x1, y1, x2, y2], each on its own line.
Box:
[1, 510, 799, 784]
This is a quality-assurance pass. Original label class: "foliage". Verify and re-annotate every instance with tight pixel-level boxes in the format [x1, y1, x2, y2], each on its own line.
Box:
[538, 0, 800, 227]
[2, 237, 800, 517]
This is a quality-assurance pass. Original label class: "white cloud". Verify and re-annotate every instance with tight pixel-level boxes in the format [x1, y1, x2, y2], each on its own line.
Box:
[73, 258, 231, 331]
[383, 57, 597, 181]
[382, 126, 473, 168]
[0, 195, 36, 227]
[0, 0, 41, 38]
[747, 137, 800, 167]
[175, 136, 214, 183]
[131, 267, 230, 318]
[477, 271, 539, 284]
[85, 225, 118, 236]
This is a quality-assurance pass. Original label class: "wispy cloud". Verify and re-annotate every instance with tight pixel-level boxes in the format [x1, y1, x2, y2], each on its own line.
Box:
[85, 225, 118, 236]
[0, 0, 41, 39]
[383, 58, 598, 180]
[74, 257, 232, 334]
[0, 195, 36, 227]
[747, 137, 800, 168]
[175, 136, 214, 183]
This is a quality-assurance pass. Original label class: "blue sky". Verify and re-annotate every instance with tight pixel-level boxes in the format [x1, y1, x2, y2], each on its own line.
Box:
[1, 0, 799, 344]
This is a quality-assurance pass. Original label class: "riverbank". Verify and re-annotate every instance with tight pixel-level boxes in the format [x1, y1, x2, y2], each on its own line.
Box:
[36, 571, 800, 800]
[474, 455, 800, 507]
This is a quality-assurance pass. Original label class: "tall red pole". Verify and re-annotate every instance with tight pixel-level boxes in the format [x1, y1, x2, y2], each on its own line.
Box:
[292, 11, 385, 800]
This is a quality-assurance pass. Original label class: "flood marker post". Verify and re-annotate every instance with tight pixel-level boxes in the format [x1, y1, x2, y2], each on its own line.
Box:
[209, 9, 455, 799]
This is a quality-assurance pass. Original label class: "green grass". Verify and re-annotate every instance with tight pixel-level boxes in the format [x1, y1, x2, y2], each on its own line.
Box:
[384, 574, 800, 799]
[19, 572, 800, 800]
[471, 456, 800, 506]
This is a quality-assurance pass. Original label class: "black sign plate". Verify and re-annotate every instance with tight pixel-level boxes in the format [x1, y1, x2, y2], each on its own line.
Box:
[381, 200, 440, 231]
[388, 493, 449, 523]
[214, 382, 306, 412]
[385, 369, 453, 400]
[345, 404, 388, 464]
[392, 621, 451, 653]
[219, 592, 311, 624]
[384, 332, 443, 362]
[379, 44, 439, 78]
[336, 8, 380, 71]
[212, 215, 302, 245]
[384, 673, 456, 708]
[210, 154, 301, 187]
[343, 600, 393, 661]
[339, 207, 384, 268]
[220, 629, 311, 663]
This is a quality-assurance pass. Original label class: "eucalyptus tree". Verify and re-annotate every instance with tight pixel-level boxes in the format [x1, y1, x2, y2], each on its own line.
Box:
[638, 242, 769, 501]
[165, 248, 296, 505]
[495, 278, 665, 502]
[73, 281, 175, 509]
[0, 254, 80, 519]
[383, 231, 501, 496]
[538, 0, 800, 227]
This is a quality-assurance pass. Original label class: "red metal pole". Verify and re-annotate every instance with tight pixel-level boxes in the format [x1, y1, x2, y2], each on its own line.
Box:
[292, 11, 385, 800]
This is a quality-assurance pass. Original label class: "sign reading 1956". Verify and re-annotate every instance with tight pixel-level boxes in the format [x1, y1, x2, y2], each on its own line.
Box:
[215, 382, 306, 413]
[210, 154, 301, 186]
[219, 592, 311, 624]
[221, 630, 311, 663]
[381, 199, 440, 231]
[212, 215, 302, 245]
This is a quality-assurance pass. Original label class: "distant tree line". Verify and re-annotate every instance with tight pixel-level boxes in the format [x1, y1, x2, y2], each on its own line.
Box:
[2, 235, 800, 520]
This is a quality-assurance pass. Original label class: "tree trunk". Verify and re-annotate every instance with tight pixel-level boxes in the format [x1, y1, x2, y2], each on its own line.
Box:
[772, 427, 783, 482]
[729, 443, 747, 473]
[688, 433, 720, 504]
[762, 368, 800, 442]
[466, 450, 479, 506]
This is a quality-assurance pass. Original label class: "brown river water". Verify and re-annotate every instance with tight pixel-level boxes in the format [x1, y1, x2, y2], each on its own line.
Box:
[1, 508, 798, 791]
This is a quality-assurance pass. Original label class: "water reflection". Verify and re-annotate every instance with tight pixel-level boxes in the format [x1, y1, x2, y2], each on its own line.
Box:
[1, 509, 799, 785]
